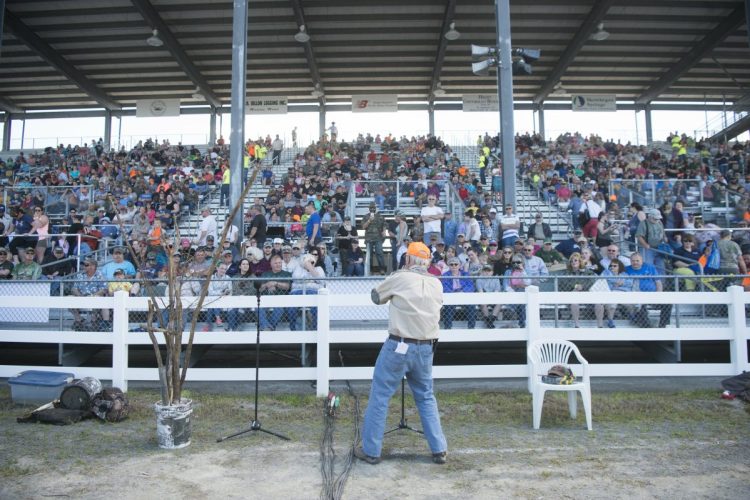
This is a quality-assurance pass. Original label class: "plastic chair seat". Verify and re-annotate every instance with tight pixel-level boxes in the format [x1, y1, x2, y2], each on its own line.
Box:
[527, 339, 592, 431]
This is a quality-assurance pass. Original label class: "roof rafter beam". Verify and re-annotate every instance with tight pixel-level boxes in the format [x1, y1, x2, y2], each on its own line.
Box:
[3, 10, 121, 111]
[636, 5, 746, 105]
[289, 0, 324, 102]
[0, 96, 23, 114]
[130, 0, 221, 108]
[532, 0, 615, 104]
[428, 0, 457, 103]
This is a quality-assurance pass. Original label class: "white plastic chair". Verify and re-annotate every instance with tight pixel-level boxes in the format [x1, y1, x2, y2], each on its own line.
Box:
[527, 339, 592, 430]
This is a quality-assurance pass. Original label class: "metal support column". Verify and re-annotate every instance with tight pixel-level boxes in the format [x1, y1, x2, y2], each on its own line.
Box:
[318, 104, 326, 140]
[103, 110, 112, 150]
[229, 0, 249, 237]
[644, 105, 653, 145]
[495, 0, 516, 208]
[2, 114, 11, 151]
[0, 0, 6, 55]
[538, 104, 546, 141]
[428, 104, 435, 136]
[209, 109, 217, 145]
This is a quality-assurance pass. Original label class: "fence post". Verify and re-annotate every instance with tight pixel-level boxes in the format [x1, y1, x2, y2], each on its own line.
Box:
[316, 288, 330, 397]
[728, 285, 749, 373]
[526, 285, 541, 344]
[111, 290, 128, 391]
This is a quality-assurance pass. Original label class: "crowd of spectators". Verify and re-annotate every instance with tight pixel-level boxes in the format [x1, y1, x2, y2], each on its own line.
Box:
[1, 128, 749, 331]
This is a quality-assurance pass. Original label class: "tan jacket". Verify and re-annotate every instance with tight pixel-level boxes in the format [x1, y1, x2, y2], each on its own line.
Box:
[372, 267, 443, 340]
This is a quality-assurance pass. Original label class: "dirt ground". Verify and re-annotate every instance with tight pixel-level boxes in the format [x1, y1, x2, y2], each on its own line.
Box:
[1, 379, 748, 499]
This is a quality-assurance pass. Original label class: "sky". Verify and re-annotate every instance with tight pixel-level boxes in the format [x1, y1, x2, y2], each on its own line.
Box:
[5, 105, 747, 151]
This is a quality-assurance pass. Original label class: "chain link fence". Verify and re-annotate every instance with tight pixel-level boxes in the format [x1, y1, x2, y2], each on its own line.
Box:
[0, 273, 743, 333]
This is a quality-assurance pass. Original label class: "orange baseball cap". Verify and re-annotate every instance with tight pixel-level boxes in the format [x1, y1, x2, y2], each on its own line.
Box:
[406, 242, 430, 259]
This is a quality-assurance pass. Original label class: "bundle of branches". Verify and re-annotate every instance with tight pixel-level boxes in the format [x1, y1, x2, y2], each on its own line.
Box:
[120, 166, 260, 406]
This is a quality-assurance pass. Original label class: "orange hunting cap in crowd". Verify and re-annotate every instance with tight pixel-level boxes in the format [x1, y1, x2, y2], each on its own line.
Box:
[406, 242, 430, 259]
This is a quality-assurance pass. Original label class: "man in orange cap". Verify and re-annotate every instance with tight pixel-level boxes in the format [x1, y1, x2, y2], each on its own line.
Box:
[356, 241, 448, 465]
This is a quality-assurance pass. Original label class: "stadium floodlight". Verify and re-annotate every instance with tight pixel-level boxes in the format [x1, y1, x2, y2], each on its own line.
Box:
[471, 44, 496, 60]
[444, 22, 461, 41]
[512, 59, 533, 76]
[590, 22, 610, 41]
[472, 59, 495, 76]
[146, 29, 163, 47]
[432, 82, 446, 97]
[511, 48, 540, 63]
[294, 25, 310, 43]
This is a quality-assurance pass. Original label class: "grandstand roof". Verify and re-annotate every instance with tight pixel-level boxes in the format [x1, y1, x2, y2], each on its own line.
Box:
[0, 0, 748, 113]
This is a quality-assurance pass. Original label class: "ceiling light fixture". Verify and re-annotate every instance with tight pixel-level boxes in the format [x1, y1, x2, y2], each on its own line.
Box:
[433, 82, 446, 97]
[146, 29, 163, 47]
[311, 83, 324, 98]
[590, 22, 610, 41]
[444, 22, 461, 41]
[551, 82, 566, 95]
[294, 25, 311, 43]
[191, 87, 203, 100]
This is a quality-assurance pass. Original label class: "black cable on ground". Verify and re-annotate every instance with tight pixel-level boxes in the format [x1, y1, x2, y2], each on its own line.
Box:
[319, 351, 361, 500]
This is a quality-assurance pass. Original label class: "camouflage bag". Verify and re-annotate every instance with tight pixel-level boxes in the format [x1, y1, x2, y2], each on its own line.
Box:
[91, 387, 130, 422]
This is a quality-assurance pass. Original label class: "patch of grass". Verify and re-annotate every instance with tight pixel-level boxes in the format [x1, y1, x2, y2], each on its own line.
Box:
[0, 458, 32, 478]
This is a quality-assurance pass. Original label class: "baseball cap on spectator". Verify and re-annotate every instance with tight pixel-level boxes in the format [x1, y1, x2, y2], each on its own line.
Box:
[282, 245, 292, 253]
[24, 247, 35, 254]
[573, 229, 583, 235]
[273, 237, 284, 244]
[180, 238, 191, 247]
[112, 247, 124, 254]
[394, 210, 403, 217]
[480, 235, 488, 240]
[206, 235, 214, 241]
[489, 240, 498, 246]
[53, 247, 64, 253]
[222, 250, 233, 256]
[406, 242, 431, 259]
[263, 241, 273, 248]
[146, 252, 157, 260]
[544, 238, 553, 244]
[113, 268, 124, 276]
[457, 233, 465, 238]
[344, 215, 351, 221]
[489, 207, 497, 213]
[292, 215, 301, 222]
[482, 264, 493, 272]
[648, 208, 662, 220]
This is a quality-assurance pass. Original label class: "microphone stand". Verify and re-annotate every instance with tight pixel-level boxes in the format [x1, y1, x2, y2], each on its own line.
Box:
[217, 285, 289, 442]
[384, 377, 423, 436]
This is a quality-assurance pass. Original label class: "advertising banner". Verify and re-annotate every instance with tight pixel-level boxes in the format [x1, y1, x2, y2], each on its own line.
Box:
[136, 99, 180, 117]
[463, 94, 499, 112]
[247, 97, 288, 114]
[571, 95, 616, 112]
[352, 94, 398, 113]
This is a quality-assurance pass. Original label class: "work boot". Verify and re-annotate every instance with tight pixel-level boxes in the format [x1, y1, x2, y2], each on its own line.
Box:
[432, 451, 447, 465]
[354, 446, 381, 465]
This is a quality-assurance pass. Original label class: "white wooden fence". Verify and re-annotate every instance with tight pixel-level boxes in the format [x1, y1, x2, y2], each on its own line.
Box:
[1, 287, 748, 397]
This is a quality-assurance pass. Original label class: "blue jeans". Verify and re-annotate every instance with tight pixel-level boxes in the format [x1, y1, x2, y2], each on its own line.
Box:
[288, 289, 317, 330]
[366, 240, 385, 270]
[259, 307, 286, 330]
[361, 339, 447, 458]
[442, 304, 476, 329]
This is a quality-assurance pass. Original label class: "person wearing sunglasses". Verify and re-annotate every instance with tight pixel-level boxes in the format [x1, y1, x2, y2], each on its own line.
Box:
[503, 256, 530, 328]
[559, 252, 596, 328]
[492, 246, 516, 277]
[440, 257, 476, 330]
[595, 258, 632, 328]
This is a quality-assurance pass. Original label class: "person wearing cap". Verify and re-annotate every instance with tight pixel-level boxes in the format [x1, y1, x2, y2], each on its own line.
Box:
[336, 215, 358, 273]
[41, 246, 74, 280]
[101, 247, 136, 279]
[288, 252, 325, 331]
[500, 204, 521, 248]
[635, 208, 667, 275]
[271, 237, 284, 256]
[536, 239, 565, 266]
[388, 211, 409, 270]
[107, 268, 134, 297]
[320, 202, 342, 238]
[69, 258, 109, 331]
[12, 247, 42, 280]
[716, 229, 746, 285]
[220, 250, 240, 276]
[363, 202, 387, 274]
[579, 192, 602, 239]
[476, 263, 503, 328]
[527, 212, 552, 242]
[421, 193, 444, 244]
[440, 256, 477, 330]
[204, 234, 217, 254]
[503, 254, 531, 328]
[194, 206, 217, 246]
[356, 242, 448, 466]
[0, 205, 12, 242]
[0, 247, 14, 280]
[345, 239, 365, 276]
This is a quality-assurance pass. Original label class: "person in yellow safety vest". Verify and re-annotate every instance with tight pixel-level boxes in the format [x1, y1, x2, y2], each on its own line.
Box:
[478, 154, 487, 185]
[671, 134, 681, 150]
[256, 143, 268, 163]
[220, 164, 231, 207]
[677, 143, 687, 161]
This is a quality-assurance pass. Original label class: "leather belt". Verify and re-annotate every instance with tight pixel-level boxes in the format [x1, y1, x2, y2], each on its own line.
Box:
[388, 334, 436, 345]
